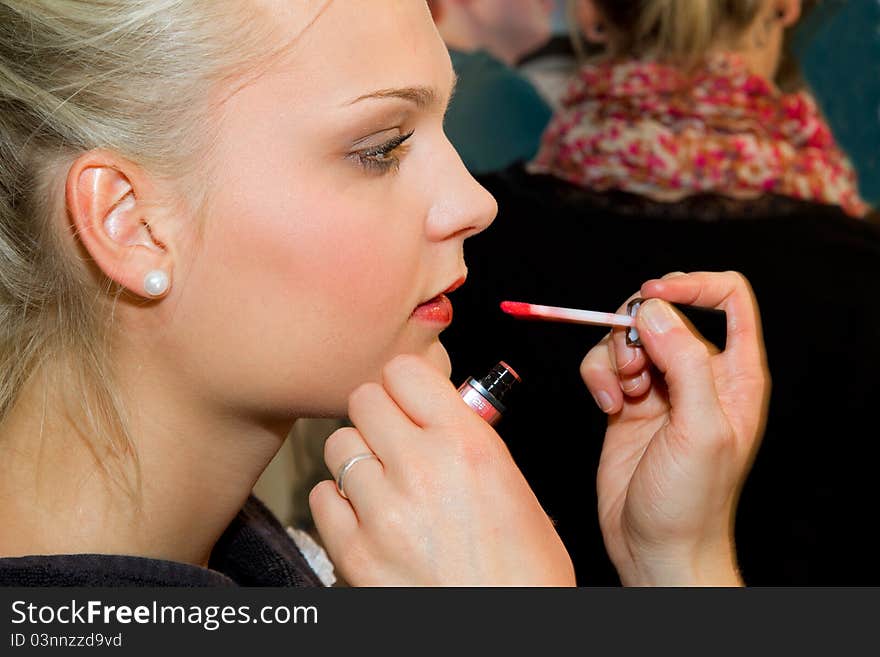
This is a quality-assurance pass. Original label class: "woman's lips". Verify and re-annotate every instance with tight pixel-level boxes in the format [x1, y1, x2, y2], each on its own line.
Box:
[445, 276, 466, 295]
[411, 294, 453, 325]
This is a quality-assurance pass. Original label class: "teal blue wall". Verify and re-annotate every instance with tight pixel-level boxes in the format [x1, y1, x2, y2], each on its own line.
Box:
[795, 0, 880, 205]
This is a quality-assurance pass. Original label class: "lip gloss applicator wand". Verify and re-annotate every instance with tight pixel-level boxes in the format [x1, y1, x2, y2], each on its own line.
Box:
[500, 302, 635, 328]
[500, 299, 727, 350]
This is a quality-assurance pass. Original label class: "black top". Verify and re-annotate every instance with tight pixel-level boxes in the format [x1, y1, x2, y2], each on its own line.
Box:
[0, 496, 323, 587]
[444, 165, 880, 585]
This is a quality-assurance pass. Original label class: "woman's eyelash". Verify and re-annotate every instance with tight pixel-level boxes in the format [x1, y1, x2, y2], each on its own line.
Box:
[351, 130, 415, 173]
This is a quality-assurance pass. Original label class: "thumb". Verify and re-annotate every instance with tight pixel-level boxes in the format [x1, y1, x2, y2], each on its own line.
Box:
[636, 299, 720, 425]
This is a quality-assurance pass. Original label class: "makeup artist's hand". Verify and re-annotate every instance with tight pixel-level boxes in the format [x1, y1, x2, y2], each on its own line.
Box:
[580, 271, 769, 586]
[309, 354, 575, 586]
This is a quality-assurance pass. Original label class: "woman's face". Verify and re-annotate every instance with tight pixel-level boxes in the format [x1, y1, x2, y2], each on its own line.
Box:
[171, 0, 497, 418]
[475, 0, 556, 59]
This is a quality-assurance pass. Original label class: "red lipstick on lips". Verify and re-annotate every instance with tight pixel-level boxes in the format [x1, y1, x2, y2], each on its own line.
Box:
[444, 277, 466, 295]
[411, 276, 466, 325]
[412, 294, 453, 324]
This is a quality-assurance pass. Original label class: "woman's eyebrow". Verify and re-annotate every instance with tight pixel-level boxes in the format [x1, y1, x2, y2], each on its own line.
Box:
[345, 75, 459, 110]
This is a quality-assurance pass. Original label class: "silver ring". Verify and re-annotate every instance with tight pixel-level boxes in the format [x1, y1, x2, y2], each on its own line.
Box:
[335, 453, 378, 500]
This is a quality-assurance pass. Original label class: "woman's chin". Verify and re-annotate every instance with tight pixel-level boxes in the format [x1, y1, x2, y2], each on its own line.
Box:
[426, 339, 452, 378]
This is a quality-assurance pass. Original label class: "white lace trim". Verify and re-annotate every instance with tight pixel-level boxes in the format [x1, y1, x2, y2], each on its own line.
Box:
[286, 527, 336, 587]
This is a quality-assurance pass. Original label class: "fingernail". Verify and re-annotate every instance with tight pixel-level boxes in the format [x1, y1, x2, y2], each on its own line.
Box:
[620, 371, 646, 393]
[640, 300, 680, 334]
[594, 390, 614, 412]
[619, 344, 638, 369]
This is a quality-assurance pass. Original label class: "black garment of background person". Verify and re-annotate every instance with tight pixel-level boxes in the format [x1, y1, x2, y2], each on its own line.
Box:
[443, 165, 880, 585]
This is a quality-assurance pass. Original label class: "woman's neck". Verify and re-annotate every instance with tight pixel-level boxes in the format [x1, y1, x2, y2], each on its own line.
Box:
[0, 362, 292, 567]
[715, 14, 784, 81]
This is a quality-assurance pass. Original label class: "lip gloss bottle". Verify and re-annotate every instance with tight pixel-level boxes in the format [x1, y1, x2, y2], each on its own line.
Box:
[458, 361, 521, 426]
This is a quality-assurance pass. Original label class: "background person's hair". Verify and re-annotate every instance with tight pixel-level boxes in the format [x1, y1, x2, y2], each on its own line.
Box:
[568, 0, 766, 65]
[0, 1, 284, 496]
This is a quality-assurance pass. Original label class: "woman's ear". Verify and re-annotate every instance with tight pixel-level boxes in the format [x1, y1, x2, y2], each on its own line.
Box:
[776, 0, 802, 28]
[66, 150, 176, 300]
[575, 0, 609, 44]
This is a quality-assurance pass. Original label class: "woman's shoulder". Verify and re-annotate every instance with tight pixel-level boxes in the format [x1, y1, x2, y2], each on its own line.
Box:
[209, 495, 327, 587]
[0, 553, 234, 587]
[0, 496, 325, 587]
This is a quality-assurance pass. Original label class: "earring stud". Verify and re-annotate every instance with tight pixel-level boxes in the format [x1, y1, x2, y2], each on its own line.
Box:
[143, 269, 170, 297]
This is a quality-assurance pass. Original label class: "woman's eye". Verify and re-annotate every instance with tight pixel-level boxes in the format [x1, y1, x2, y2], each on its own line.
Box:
[350, 130, 414, 174]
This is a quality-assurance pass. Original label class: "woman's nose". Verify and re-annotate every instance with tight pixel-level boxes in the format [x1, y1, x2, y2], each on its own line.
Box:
[426, 151, 498, 242]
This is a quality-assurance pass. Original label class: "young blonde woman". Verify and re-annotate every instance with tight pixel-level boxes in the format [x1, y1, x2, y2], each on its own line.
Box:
[0, 0, 768, 586]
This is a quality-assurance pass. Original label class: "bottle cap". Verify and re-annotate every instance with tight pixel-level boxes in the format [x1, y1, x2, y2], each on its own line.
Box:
[475, 361, 521, 410]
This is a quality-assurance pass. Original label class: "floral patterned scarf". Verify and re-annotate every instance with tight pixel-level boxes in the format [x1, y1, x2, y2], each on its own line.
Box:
[529, 54, 868, 218]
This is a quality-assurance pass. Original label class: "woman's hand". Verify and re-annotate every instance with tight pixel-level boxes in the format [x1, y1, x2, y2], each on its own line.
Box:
[309, 354, 575, 586]
[580, 272, 770, 586]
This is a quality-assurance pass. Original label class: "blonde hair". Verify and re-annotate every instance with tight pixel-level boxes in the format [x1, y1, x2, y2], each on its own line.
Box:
[570, 0, 765, 65]
[0, 1, 286, 495]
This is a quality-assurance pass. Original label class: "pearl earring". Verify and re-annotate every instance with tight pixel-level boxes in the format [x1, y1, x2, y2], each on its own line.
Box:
[143, 269, 170, 297]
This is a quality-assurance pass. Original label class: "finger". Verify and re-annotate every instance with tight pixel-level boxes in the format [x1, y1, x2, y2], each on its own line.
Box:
[619, 367, 652, 398]
[612, 330, 647, 377]
[323, 427, 386, 515]
[635, 298, 720, 426]
[607, 291, 649, 377]
[580, 336, 624, 414]
[607, 292, 650, 394]
[640, 271, 765, 367]
[611, 325, 647, 377]
[380, 354, 466, 428]
[347, 381, 417, 468]
[603, 327, 650, 397]
[309, 479, 359, 565]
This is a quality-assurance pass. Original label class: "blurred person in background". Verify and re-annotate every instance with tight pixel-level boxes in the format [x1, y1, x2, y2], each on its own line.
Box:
[517, 0, 580, 110]
[535, 0, 867, 218]
[428, 0, 555, 173]
[444, 0, 880, 585]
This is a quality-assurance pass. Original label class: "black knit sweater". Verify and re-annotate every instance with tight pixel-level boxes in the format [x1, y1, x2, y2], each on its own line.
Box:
[0, 496, 323, 587]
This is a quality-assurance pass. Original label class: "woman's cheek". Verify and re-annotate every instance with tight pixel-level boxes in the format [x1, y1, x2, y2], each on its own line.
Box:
[330, 241, 420, 319]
